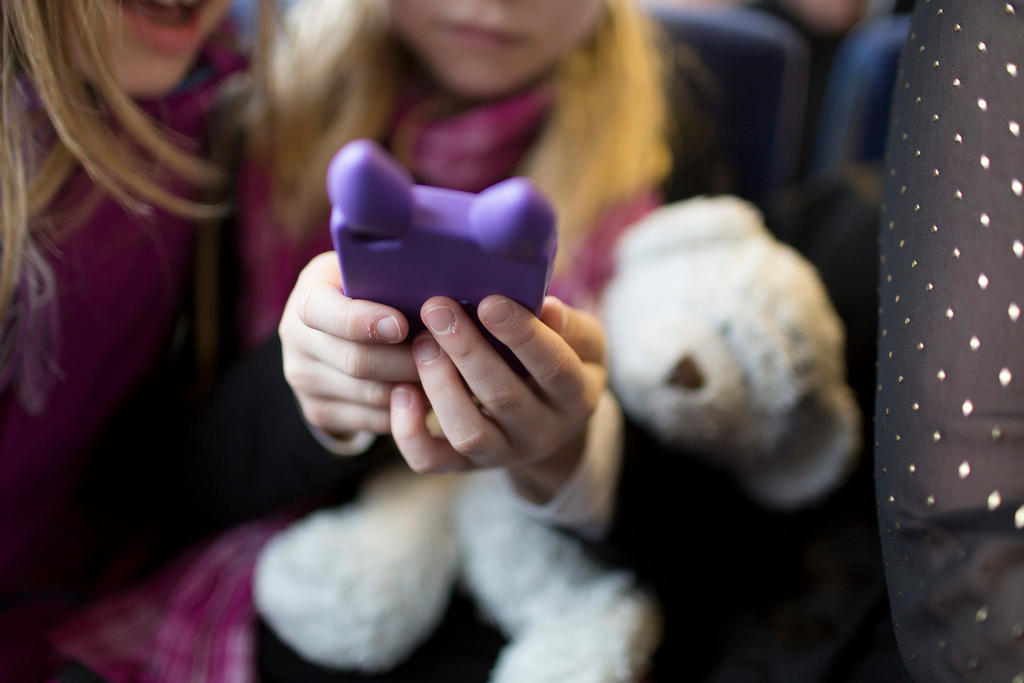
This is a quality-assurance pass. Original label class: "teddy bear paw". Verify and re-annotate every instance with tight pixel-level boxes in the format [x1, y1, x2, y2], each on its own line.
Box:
[489, 584, 662, 683]
[254, 472, 460, 672]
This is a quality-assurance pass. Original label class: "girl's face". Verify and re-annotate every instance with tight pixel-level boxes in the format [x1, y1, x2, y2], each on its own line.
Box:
[389, 0, 604, 101]
[101, 0, 234, 97]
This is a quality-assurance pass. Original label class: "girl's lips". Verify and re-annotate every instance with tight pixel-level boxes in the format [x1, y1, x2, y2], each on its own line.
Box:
[120, 0, 202, 26]
[445, 22, 523, 51]
[118, 0, 207, 53]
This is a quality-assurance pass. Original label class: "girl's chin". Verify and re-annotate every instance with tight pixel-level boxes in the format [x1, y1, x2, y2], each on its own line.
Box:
[116, 58, 194, 98]
[436, 70, 547, 104]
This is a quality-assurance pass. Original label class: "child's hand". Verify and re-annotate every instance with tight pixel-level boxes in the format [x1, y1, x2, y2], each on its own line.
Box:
[279, 252, 418, 437]
[391, 294, 607, 503]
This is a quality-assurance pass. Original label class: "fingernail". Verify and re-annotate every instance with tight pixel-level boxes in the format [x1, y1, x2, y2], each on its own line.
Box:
[414, 335, 441, 362]
[423, 306, 456, 335]
[481, 298, 514, 326]
[392, 387, 412, 408]
[552, 297, 568, 334]
[374, 315, 402, 342]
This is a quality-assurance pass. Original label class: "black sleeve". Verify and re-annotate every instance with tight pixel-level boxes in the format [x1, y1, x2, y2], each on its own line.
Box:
[84, 330, 383, 578]
[875, 2, 1024, 680]
[177, 332, 385, 536]
[170, 113, 383, 537]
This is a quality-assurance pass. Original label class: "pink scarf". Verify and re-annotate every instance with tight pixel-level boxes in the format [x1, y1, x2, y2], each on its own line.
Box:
[390, 86, 553, 193]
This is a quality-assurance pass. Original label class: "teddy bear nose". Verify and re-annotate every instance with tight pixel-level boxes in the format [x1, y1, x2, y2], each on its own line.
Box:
[669, 355, 705, 390]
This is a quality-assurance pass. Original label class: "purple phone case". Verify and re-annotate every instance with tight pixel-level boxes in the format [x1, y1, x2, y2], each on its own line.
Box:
[327, 139, 558, 359]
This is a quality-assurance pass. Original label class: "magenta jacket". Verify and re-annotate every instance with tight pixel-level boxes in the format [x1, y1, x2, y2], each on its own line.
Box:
[0, 42, 245, 682]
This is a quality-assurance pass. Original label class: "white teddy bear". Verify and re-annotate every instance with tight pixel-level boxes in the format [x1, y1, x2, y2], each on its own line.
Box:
[602, 195, 861, 510]
[253, 195, 860, 682]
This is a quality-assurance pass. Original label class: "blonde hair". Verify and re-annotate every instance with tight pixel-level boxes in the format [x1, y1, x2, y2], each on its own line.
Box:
[1, 0, 230, 382]
[254, 0, 672, 267]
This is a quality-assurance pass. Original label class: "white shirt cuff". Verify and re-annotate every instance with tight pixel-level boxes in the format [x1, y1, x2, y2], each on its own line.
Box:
[502, 388, 624, 539]
[309, 427, 377, 457]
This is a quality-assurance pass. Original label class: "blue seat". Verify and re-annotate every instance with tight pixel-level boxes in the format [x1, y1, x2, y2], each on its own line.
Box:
[808, 14, 911, 175]
[228, 0, 295, 45]
[650, 5, 811, 202]
[228, 0, 257, 41]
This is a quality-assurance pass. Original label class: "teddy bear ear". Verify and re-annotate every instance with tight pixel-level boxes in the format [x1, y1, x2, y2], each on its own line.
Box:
[327, 139, 414, 238]
[468, 178, 556, 259]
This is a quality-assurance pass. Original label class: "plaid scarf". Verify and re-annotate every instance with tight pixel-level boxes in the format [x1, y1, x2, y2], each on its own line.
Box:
[389, 85, 553, 192]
